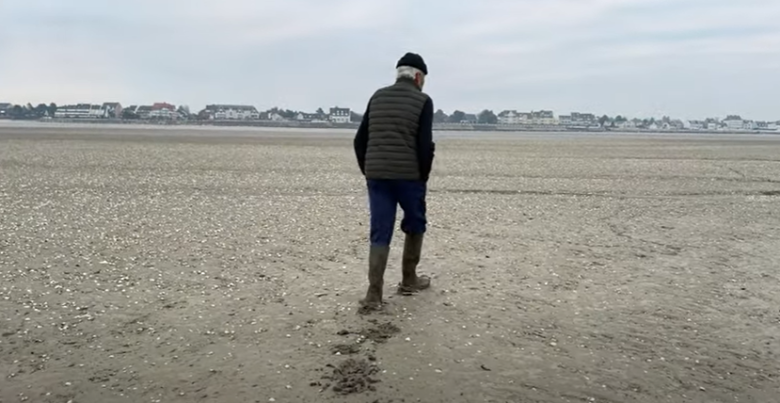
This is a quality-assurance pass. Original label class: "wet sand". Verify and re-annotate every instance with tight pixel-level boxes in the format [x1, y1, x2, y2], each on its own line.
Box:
[1, 125, 779, 403]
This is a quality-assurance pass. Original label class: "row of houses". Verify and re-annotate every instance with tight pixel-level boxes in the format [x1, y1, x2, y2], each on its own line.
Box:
[614, 119, 685, 130]
[686, 115, 779, 131]
[3, 101, 777, 131]
[496, 110, 779, 131]
[53, 103, 123, 119]
[198, 105, 352, 123]
[44, 102, 356, 123]
[50, 102, 175, 119]
[497, 110, 596, 126]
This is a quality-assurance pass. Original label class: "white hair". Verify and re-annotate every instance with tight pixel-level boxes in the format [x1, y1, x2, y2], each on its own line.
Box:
[396, 66, 425, 87]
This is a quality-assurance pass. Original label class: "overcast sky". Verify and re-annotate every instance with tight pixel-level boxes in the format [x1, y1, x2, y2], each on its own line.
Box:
[1, 0, 778, 120]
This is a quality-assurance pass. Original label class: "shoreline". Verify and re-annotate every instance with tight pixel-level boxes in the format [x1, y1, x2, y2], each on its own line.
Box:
[1, 117, 778, 136]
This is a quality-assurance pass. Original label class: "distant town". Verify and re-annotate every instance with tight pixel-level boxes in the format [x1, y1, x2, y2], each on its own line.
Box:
[0, 101, 778, 133]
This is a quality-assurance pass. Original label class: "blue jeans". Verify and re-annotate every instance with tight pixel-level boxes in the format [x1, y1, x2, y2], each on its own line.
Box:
[367, 179, 427, 246]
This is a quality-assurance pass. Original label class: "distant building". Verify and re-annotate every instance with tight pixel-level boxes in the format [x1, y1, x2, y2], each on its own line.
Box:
[149, 102, 176, 119]
[688, 120, 705, 130]
[518, 112, 532, 123]
[329, 107, 351, 123]
[531, 110, 555, 125]
[723, 115, 743, 130]
[296, 112, 327, 122]
[102, 102, 123, 119]
[498, 110, 542, 125]
[135, 105, 153, 119]
[569, 112, 597, 126]
[617, 119, 637, 129]
[558, 115, 572, 126]
[203, 104, 260, 120]
[498, 110, 522, 125]
[55, 104, 105, 119]
[0, 103, 11, 118]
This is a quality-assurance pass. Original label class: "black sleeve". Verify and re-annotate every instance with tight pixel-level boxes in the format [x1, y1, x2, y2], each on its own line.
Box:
[416, 97, 435, 181]
[353, 102, 370, 175]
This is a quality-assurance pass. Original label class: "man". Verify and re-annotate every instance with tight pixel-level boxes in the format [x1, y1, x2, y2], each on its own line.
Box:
[353, 52, 436, 311]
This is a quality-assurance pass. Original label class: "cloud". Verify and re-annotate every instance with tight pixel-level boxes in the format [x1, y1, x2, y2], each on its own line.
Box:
[0, 0, 778, 120]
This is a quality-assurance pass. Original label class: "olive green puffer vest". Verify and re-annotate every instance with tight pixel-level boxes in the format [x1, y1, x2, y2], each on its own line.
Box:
[364, 78, 430, 180]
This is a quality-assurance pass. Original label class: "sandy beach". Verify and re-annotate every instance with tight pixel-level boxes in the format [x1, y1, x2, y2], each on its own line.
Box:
[1, 124, 779, 403]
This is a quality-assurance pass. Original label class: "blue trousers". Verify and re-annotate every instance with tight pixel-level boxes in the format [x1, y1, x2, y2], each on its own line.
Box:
[367, 179, 427, 247]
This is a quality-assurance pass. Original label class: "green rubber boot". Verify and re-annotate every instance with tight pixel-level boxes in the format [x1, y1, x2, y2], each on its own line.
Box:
[398, 233, 431, 295]
[359, 245, 390, 311]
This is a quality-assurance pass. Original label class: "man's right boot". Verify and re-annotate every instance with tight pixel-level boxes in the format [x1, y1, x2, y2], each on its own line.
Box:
[359, 245, 390, 311]
[398, 233, 431, 295]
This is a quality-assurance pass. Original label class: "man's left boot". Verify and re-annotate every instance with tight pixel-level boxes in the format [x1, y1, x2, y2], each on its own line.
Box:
[359, 245, 390, 311]
[397, 233, 431, 295]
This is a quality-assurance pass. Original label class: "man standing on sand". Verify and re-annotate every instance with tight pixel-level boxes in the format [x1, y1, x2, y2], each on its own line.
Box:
[353, 52, 436, 311]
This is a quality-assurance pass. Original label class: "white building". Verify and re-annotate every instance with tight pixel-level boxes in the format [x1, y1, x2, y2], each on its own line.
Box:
[688, 120, 705, 130]
[329, 107, 351, 123]
[54, 104, 105, 119]
[723, 115, 743, 130]
[498, 110, 546, 125]
[296, 112, 327, 122]
[149, 109, 175, 119]
[498, 110, 522, 125]
[148, 103, 177, 120]
[205, 104, 260, 120]
[569, 112, 597, 126]
[617, 119, 636, 129]
[531, 110, 556, 125]
[102, 102, 123, 118]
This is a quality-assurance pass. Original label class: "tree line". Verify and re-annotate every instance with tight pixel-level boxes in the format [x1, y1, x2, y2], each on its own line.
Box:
[432, 109, 500, 124]
[1, 103, 58, 119]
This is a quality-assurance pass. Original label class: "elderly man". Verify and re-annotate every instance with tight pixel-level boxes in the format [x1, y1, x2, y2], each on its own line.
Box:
[353, 52, 436, 311]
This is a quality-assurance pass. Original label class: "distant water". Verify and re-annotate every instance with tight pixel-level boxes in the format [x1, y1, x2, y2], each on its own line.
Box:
[1, 119, 778, 141]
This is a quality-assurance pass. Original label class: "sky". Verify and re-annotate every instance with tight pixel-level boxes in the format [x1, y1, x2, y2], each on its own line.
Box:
[1, 0, 779, 120]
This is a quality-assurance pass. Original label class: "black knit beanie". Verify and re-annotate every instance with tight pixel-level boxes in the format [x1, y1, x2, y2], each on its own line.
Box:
[396, 52, 428, 75]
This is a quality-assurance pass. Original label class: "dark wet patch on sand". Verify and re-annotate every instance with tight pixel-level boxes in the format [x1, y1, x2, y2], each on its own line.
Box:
[358, 321, 401, 344]
[331, 343, 361, 355]
[322, 358, 381, 395]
